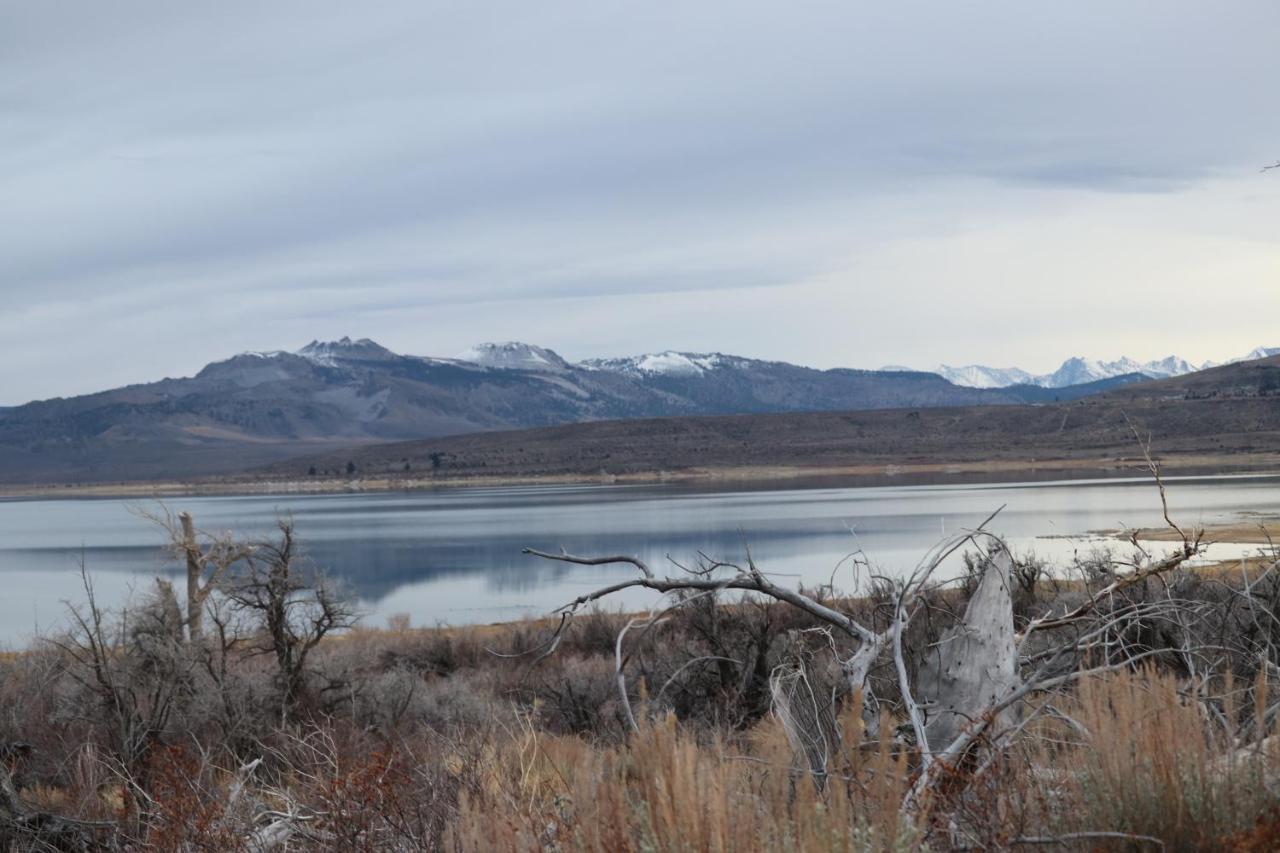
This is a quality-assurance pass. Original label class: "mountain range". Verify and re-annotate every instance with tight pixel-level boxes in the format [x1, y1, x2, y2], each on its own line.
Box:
[0, 338, 1148, 484]
[267, 352, 1280, 485]
[928, 347, 1280, 389]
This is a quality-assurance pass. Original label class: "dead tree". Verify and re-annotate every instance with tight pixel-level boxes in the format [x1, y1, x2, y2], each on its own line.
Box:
[521, 544, 895, 738]
[521, 453, 1204, 815]
[46, 564, 201, 847]
[134, 506, 254, 643]
[220, 519, 358, 718]
[916, 544, 1020, 755]
[769, 641, 844, 785]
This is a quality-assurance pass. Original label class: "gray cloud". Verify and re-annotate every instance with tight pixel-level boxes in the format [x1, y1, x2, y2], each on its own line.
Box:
[3, 0, 1280, 404]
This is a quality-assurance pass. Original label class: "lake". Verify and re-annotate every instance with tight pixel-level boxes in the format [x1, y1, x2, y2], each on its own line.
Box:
[0, 474, 1276, 646]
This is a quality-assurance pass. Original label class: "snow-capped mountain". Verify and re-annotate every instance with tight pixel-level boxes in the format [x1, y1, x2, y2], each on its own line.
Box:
[932, 365, 1034, 389]
[1142, 355, 1202, 378]
[454, 342, 570, 372]
[297, 337, 397, 366]
[936, 348, 1279, 389]
[579, 351, 754, 376]
[1239, 347, 1280, 362]
[1039, 357, 1149, 388]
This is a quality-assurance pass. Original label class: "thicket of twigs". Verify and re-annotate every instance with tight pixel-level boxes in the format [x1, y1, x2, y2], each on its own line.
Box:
[4, 472, 1280, 850]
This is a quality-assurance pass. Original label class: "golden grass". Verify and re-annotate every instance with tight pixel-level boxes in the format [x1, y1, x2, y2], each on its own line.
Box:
[1103, 521, 1280, 545]
[1016, 667, 1280, 851]
[451, 708, 921, 853]
[440, 667, 1280, 852]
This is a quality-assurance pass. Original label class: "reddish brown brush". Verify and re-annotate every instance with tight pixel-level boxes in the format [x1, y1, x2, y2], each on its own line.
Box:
[140, 744, 240, 852]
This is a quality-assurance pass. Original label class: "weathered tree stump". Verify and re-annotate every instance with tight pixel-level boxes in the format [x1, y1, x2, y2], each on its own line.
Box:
[916, 545, 1020, 755]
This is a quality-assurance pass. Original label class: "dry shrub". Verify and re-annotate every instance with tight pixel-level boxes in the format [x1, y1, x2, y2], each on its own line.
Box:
[561, 608, 631, 657]
[140, 744, 241, 852]
[533, 655, 629, 737]
[452, 706, 921, 852]
[247, 724, 465, 850]
[1220, 809, 1280, 852]
[935, 751, 1044, 850]
[1035, 667, 1280, 850]
[373, 624, 487, 676]
[416, 673, 502, 733]
[314, 750, 415, 850]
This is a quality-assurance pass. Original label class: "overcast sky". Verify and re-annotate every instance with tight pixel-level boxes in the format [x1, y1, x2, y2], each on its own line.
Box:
[3, 1, 1279, 405]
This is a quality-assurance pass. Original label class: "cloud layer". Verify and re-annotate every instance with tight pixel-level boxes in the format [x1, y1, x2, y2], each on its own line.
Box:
[3, 1, 1279, 403]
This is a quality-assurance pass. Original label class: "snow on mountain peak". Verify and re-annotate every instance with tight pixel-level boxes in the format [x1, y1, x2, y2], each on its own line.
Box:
[581, 351, 729, 377]
[455, 342, 570, 372]
[933, 364, 1034, 389]
[938, 347, 1279, 389]
[1140, 355, 1203, 379]
[296, 337, 396, 366]
[1240, 346, 1280, 362]
[1042, 357, 1120, 388]
[636, 352, 721, 375]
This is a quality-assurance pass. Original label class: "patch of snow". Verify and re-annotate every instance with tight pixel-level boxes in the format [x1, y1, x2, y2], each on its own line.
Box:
[296, 337, 396, 366]
[637, 352, 705, 375]
[581, 351, 733, 377]
[938, 351, 1246, 390]
[935, 365, 1035, 389]
[530, 373, 592, 397]
[1040, 357, 1116, 388]
[299, 349, 338, 367]
[1141, 355, 1197, 378]
[879, 364, 922, 373]
[455, 342, 569, 372]
[1235, 346, 1280, 363]
[1039, 355, 1216, 388]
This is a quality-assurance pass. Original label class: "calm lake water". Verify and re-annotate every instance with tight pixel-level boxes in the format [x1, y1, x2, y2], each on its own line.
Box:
[0, 474, 1277, 646]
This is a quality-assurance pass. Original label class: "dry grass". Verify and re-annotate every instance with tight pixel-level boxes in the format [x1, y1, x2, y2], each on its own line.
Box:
[1107, 521, 1280, 545]
[1009, 667, 1277, 850]
[444, 666, 1280, 852]
[450, 708, 920, 853]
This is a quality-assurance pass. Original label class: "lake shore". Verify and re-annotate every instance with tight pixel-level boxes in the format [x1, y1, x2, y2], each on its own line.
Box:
[3, 450, 1279, 500]
[1101, 520, 1280, 545]
[2, 448, 1280, 502]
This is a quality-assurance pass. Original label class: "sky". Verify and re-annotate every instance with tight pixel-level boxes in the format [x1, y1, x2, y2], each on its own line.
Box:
[3, 1, 1280, 406]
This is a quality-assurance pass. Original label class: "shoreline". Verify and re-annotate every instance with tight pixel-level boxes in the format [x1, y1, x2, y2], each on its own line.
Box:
[3, 451, 1279, 500]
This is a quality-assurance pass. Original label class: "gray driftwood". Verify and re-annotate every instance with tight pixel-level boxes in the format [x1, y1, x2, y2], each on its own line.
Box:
[916, 545, 1020, 755]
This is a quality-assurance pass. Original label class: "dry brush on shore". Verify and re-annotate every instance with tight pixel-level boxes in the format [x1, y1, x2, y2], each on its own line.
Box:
[4, 478, 1280, 849]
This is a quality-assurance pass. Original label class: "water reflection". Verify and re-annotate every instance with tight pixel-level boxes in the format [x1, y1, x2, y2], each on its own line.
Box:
[0, 474, 1276, 645]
